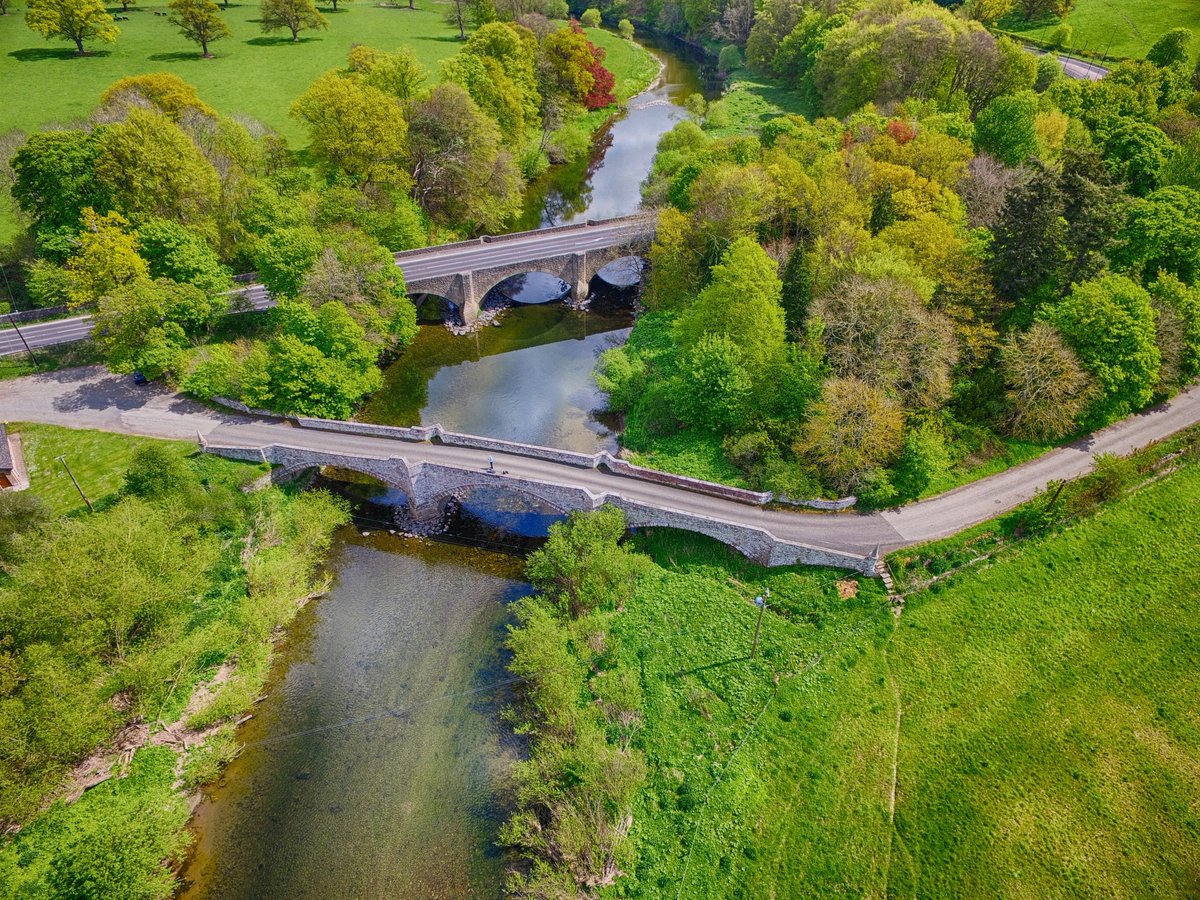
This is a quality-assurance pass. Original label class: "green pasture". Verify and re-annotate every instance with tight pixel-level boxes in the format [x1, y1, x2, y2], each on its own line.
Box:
[1001, 0, 1200, 62]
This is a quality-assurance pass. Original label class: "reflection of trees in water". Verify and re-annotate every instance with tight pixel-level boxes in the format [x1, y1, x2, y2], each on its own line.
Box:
[413, 294, 462, 325]
[528, 125, 615, 227]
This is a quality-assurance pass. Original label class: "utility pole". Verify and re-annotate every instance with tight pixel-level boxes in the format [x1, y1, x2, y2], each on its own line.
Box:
[5, 313, 40, 370]
[55, 454, 93, 512]
[750, 588, 769, 659]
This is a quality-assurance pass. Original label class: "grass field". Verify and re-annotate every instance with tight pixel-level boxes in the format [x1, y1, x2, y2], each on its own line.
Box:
[577, 457, 1200, 897]
[12, 421, 202, 514]
[1000, 0, 1200, 62]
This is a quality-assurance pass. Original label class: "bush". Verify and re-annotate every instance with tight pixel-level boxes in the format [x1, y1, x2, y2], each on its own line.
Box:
[618, 17, 633, 39]
[580, 7, 600, 27]
[123, 444, 198, 500]
[718, 44, 742, 74]
[1048, 24, 1072, 50]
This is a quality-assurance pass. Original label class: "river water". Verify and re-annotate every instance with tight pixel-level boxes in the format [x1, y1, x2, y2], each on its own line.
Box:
[179, 37, 704, 899]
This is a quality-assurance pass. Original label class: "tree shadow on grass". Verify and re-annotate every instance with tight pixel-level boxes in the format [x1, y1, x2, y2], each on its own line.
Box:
[148, 51, 209, 61]
[9, 47, 113, 61]
[244, 35, 323, 45]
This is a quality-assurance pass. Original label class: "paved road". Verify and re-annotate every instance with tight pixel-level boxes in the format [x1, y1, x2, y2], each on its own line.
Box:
[4, 368, 1198, 558]
[1026, 46, 1109, 81]
[0, 217, 651, 358]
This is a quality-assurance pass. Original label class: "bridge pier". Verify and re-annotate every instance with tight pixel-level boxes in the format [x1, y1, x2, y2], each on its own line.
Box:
[567, 252, 589, 304]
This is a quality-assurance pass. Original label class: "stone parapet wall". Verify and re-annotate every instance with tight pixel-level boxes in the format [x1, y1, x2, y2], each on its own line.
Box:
[289, 416, 853, 510]
[202, 442, 874, 574]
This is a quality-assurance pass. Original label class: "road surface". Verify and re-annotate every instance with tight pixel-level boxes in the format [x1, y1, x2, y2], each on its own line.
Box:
[1027, 45, 1109, 81]
[3, 367, 1197, 557]
[0, 217, 651, 358]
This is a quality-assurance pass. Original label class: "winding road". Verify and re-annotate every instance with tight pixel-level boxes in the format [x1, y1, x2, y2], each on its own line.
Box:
[4, 367, 1198, 559]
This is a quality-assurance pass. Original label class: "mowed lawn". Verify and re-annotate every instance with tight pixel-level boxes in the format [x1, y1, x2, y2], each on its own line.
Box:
[0, 1, 466, 142]
[1002, 0, 1200, 61]
[610, 462, 1200, 897]
[13, 421, 198, 514]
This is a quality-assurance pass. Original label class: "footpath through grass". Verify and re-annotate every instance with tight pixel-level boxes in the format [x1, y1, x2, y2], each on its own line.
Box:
[530, 452, 1200, 896]
[998, 0, 1200, 62]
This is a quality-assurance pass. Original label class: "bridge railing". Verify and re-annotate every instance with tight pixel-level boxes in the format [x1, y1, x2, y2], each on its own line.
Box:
[289, 414, 854, 510]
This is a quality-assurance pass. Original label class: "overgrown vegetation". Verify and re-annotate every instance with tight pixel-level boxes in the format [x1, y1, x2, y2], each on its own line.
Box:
[0, 424, 348, 896]
[596, 0, 1200, 503]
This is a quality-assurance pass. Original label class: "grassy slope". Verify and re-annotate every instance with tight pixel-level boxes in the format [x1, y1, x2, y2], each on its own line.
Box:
[590, 462, 1200, 897]
[999, 0, 1200, 61]
[15, 420, 197, 514]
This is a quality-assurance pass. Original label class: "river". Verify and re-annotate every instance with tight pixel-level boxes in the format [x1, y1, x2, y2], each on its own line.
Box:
[179, 36, 706, 898]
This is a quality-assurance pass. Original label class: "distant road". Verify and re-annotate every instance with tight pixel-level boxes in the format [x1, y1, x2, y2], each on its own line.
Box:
[1026, 45, 1109, 81]
[0, 216, 651, 358]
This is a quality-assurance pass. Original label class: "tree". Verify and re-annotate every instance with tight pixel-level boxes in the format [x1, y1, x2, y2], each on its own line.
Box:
[24, 0, 117, 55]
[167, 0, 230, 58]
[718, 44, 741, 74]
[259, 0, 326, 41]
[579, 7, 599, 26]
[123, 445, 197, 499]
[291, 72, 408, 185]
[974, 91, 1040, 166]
[1103, 119, 1175, 196]
[990, 161, 1068, 304]
[1039, 275, 1160, 426]
[1147, 27, 1192, 69]
[255, 226, 323, 297]
[582, 36, 615, 109]
[406, 83, 523, 230]
[444, 0, 467, 39]
[24, 260, 74, 308]
[525, 506, 648, 619]
[798, 377, 904, 492]
[1148, 273, 1200, 384]
[643, 207, 702, 311]
[0, 491, 50, 565]
[99, 73, 215, 120]
[893, 423, 951, 501]
[95, 108, 221, 231]
[618, 18, 633, 40]
[136, 219, 231, 297]
[93, 278, 220, 376]
[346, 45, 427, 104]
[10, 130, 108, 243]
[1000, 322, 1094, 440]
[677, 236, 787, 373]
[1115, 185, 1200, 283]
[674, 334, 753, 433]
[1014, 0, 1073, 21]
[469, 0, 496, 27]
[810, 275, 959, 408]
[66, 209, 149, 308]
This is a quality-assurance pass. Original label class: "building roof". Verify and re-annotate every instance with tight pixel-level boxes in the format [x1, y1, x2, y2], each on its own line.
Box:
[0, 424, 12, 471]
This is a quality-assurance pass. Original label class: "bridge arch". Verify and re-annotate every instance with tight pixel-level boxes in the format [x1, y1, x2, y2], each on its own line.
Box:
[411, 292, 464, 325]
[483, 271, 571, 307]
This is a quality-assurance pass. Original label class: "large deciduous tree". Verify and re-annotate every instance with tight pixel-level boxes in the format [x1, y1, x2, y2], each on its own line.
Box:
[66, 209, 149, 307]
[1000, 322, 1095, 440]
[810, 274, 959, 409]
[291, 72, 408, 186]
[974, 91, 1040, 166]
[406, 83, 523, 231]
[10, 130, 109, 251]
[677, 236, 787, 373]
[24, 0, 117, 55]
[94, 108, 221, 232]
[167, 0, 230, 58]
[100, 73, 215, 120]
[1039, 275, 1160, 426]
[259, 0, 326, 42]
[798, 377, 904, 492]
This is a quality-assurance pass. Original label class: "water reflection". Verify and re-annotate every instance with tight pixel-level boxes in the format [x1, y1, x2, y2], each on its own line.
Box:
[361, 303, 633, 452]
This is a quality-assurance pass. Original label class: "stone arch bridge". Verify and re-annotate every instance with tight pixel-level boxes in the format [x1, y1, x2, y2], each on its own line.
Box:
[394, 215, 656, 323]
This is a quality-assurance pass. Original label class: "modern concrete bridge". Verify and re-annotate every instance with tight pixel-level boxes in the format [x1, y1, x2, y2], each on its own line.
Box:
[0, 215, 656, 356]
